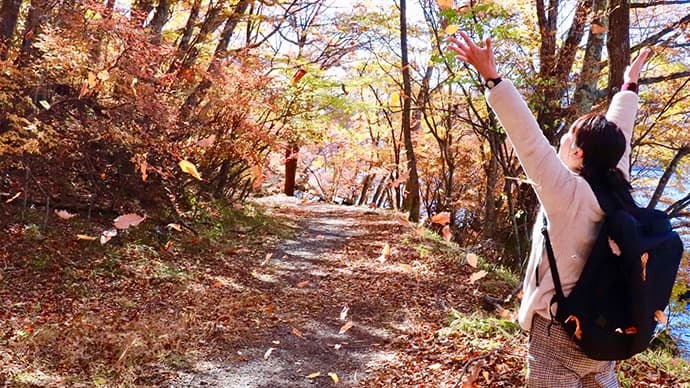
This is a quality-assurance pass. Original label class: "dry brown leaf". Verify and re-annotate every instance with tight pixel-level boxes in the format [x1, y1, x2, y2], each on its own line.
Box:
[340, 305, 349, 321]
[466, 253, 478, 268]
[113, 213, 146, 230]
[76, 234, 97, 241]
[442, 225, 452, 242]
[292, 327, 304, 338]
[55, 209, 77, 220]
[566, 315, 583, 340]
[608, 237, 621, 256]
[469, 270, 488, 284]
[297, 280, 310, 288]
[654, 310, 668, 325]
[291, 68, 307, 85]
[431, 211, 451, 225]
[338, 321, 354, 334]
[328, 372, 339, 384]
[100, 228, 117, 245]
[641, 252, 649, 281]
[5, 192, 22, 203]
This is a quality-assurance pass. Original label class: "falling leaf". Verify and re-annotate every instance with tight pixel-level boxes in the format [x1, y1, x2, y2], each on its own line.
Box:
[113, 213, 146, 230]
[340, 305, 349, 321]
[442, 225, 452, 242]
[55, 209, 77, 220]
[469, 270, 487, 284]
[178, 160, 203, 180]
[339, 321, 354, 334]
[445, 24, 460, 35]
[167, 223, 182, 232]
[195, 134, 216, 148]
[261, 253, 272, 266]
[591, 23, 608, 34]
[466, 253, 478, 268]
[328, 372, 339, 384]
[297, 280, 310, 288]
[100, 172, 107, 180]
[438, 0, 453, 10]
[641, 252, 649, 281]
[566, 315, 583, 340]
[5, 191, 22, 203]
[306, 372, 320, 379]
[100, 228, 117, 245]
[625, 326, 638, 335]
[608, 237, 621, 256]
[654, 310, 668, 325]
[431, 211, 451, 225]
[291, 68, 307, 84]
[264, 347, 274, 360]
[292, 327, 304, 338]
[76, 234, 97, 241]
[390, 92, 400, 107]
[38, 100, 50, 110]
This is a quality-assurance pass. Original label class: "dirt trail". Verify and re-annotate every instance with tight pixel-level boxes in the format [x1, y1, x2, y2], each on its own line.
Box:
[175, 196, 413, 387]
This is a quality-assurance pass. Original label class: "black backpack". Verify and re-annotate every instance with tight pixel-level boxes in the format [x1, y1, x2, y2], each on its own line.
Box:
[543, 190, 685, 361]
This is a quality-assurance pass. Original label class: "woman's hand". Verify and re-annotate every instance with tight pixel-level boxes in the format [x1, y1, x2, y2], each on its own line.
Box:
[447, 32, 499, 81]
[624, 48, 651, 84]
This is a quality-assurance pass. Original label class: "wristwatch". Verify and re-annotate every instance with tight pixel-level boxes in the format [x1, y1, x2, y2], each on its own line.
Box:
[484, 77, 502, 89]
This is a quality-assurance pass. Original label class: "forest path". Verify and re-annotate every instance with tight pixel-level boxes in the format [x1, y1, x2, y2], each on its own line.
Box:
[175, 195, 443, 387]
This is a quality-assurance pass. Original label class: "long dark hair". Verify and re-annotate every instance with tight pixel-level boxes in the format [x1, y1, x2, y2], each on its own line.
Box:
[571, 112, 637, 210]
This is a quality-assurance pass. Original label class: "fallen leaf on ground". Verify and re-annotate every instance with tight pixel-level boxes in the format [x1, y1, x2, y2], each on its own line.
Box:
[340, 305, 349, 321]
[297, 280, 310, 287]
[431, 212, 451, 225]
[292, 327, 304, 338]
[469, 270, 488, 284]
[55, 209, 77, 219]
[264, 347, 274, 360]
[466, 253, 478, 268]
[113, 213, 145, 230]
[76, 234, 97, 241]
[5, 192, 22, 203]
[339, 321, 354, 334]
[166, 223, 182, 232]
[306, 372, 320, 379]
[428, 363, 442, 370]
[261, 253, 273, 266]
[100, 229, 117, 245]
[179, 160, 202, 180]
[328, 372, 339, 384]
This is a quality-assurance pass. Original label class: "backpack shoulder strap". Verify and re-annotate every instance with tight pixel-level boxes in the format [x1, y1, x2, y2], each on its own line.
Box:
[542, 216, 565, 304]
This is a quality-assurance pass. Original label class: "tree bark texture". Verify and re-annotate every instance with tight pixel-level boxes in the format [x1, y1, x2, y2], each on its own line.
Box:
[0, 0, 21, 59]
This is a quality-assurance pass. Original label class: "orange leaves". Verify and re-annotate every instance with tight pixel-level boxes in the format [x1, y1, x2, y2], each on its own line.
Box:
[641, 252, 649, 281]
[615, 326, 638, 335]
[591, 23, 608, 34]
[608, 237, 621, 256]
[654, 310, 668, 325]
[438, 0, 453, 10]
[292, 327, 304, 338]
[566, 315, 582, 340]
[55, 209, 76, 220]
[291, 68, 307, 84]
[431, 212, 451, 225]
[338, 321, 354, 334]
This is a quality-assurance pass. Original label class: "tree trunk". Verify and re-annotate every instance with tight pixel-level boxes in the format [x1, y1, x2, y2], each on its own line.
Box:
[284, 144, 299, 196]
[648, 146, 690, 209]
[357, 173, 373, 206]
[573, 0, 607, 115]
[0, 0, 21, 60]
[17, 0, 51, 66]
[169, 0, 200, 73]
[606, 0, 630, 100]
[149, 0, 171, 44]
[482, 151, 499, 240]
[399, 0, 420, 222]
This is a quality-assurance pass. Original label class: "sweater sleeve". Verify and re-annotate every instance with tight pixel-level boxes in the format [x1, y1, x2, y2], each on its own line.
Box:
[485, 80, 580, 215]
[605, 91, 639, 181]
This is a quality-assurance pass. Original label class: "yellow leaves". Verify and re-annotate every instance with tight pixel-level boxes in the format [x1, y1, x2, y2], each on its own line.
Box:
[654, 310, 668, 325]
[641, 252, 649, 281]
[76, 234, 97, 241]
[445, 24, 460, 35]
[390, 92, 400, 107]
[306, 372, 320, 379]
[328, 372, 339, 384]
[566, 315, 582, 340]
[179, 160, 203, 181]
[378, 243, 391, 262]
[311, 156, 325, 168]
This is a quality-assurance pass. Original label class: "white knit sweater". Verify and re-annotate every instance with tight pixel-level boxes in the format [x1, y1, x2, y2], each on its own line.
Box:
[485, 80, 639, 331]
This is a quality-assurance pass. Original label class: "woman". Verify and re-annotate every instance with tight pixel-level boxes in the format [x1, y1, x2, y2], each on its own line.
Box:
[448, 32, 650, 387]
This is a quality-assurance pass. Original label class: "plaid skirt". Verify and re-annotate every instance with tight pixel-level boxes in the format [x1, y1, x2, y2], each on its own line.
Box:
[527, 314, 619, 387]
